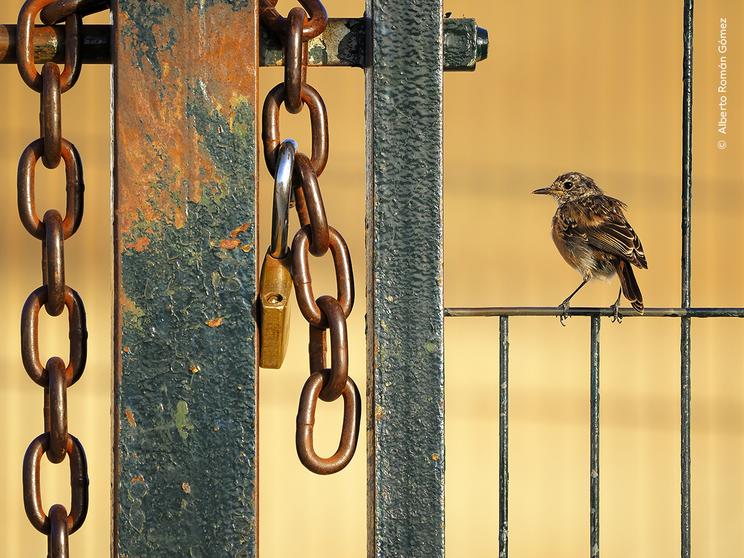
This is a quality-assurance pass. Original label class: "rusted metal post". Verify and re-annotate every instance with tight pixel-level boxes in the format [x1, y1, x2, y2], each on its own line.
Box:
[111, 1, 258, 555]
[366, 0, 445, 556]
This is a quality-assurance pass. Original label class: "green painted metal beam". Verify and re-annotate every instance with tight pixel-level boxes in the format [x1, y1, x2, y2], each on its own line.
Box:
[112, 1, 258, 555]
[365, 0, 445, 556]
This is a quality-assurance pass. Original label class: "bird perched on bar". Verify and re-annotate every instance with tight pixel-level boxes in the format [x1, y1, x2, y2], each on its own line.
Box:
[533, 172, 647, 324]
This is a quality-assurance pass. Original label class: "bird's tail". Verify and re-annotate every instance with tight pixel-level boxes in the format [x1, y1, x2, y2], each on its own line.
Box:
[615, 259, 644, 313]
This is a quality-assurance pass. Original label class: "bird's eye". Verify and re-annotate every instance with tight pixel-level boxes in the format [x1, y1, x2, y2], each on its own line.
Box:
[563, 181, 573, 190]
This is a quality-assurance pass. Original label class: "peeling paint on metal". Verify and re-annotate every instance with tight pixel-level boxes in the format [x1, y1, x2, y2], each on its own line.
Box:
[113, 1, 258, 555]
[125, 408, 137, 428]
[119, 3, 175, 77]
[173, 400, 194, 440]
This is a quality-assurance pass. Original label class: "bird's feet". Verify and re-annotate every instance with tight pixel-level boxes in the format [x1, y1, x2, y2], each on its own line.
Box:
[610, 289, 623, 323]
[558, 300, 571, 326]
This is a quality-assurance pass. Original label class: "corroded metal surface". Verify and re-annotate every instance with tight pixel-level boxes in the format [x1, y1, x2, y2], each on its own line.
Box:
[365, 0, 444, 556]
[112, 1, 258, 555]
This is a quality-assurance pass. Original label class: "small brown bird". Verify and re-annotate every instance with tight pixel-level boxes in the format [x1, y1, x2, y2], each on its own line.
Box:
[533, 172, 647, 323]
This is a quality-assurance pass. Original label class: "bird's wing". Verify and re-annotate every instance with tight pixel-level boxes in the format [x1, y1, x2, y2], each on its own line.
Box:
[571, 196, 648, 269]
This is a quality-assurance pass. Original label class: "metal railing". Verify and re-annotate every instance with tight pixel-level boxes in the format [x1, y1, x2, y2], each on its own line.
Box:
[444, 2, 741, 556]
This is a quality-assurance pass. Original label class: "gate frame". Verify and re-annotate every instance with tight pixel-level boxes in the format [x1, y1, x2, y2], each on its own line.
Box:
[108, 0, 468, 556]
[1, 0, 719, 556]
[108, 1, 711, 557]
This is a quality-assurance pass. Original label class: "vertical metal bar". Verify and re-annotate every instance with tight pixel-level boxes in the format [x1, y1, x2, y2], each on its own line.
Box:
[682, 0, 693, 309]
[112, 1, 258, 555]
[681, 318, 691, 557]
[499, 316, 509, 558]
[681, 2, 694, 557]
[590, 316, 601, 558]
[365, 0, 444, 556]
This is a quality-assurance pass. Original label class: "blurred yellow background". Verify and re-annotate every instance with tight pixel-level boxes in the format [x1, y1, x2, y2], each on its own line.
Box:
[1, 0, 743, 557]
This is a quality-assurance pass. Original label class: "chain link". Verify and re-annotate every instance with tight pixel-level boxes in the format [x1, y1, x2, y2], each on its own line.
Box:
[259, 0, 328, 41]
[284, 8, 308, 114]
[262, 83, 328, 177]
[17, 0, 81, 92]
[18, 138, 84, 240]
[292, 153, 329, 256]
[309, 296, 349, 402]
[292, 227, 354, 327]
[41, 63, 62, 168]
[15, 0, 106, 553]
[40, 0, 109, 25]
[259, 0, 361, 475]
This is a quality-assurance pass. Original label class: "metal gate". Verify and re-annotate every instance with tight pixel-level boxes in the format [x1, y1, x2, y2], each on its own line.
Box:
[3, 0, 487, 555]
[3, 0, 734, 556]
[445, 2, 741, 557]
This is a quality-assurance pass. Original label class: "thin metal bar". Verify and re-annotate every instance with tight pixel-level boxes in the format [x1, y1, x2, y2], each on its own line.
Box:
[0, 20, 488, 70]
[499, 316, 509, 558]
[590, 316, 600, 558]
[681, 317, 691, 557]
[366, 0, 444, 555]
[444, 307, 744, 318]
[112, 1, 258, 555]
[681, 2, 694, 556]
[682, 0, 693, 309]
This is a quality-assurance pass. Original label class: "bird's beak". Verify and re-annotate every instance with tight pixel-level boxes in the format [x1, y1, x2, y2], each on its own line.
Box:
[532, 186, 553, 195]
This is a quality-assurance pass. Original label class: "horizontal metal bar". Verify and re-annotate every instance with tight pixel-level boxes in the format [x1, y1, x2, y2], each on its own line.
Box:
[261, 18, 366, 67]
[262, 17, 487, 71]
[0, 19, 488, 70]
[444, 307, 744, 318]
[0, 23, 110, 64]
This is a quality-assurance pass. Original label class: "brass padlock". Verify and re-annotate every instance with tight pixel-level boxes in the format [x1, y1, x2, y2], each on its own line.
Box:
[258, 139, 296, 369]
[259, 251, 293, 368]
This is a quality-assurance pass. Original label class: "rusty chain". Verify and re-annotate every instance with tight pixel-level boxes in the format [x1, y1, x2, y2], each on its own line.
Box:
[259, 0, 361, 475]
[16, 0, 108, 554]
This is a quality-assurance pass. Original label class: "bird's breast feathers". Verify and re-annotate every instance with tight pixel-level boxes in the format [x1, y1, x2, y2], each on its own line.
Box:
[552, 196, 647, 271]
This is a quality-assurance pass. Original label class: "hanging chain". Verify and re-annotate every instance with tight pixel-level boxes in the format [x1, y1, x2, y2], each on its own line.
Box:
[16, 0, 108, 555]
[259, 0, 361, 475]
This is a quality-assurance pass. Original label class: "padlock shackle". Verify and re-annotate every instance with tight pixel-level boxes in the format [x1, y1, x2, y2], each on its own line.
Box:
[270, 139, 297, 258]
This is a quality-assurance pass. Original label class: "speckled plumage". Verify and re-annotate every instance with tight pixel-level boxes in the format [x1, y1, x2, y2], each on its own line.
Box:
[534, 172, 647, 315]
